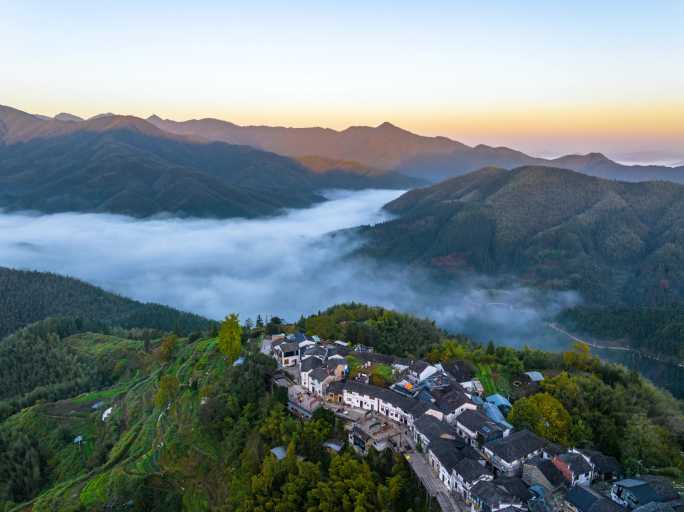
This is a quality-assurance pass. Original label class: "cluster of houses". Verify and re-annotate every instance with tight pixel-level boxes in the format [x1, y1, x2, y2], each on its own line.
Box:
[266, 334, 683, 512]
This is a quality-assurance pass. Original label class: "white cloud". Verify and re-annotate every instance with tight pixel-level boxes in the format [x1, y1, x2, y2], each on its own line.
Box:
[0, 189, 579, 348]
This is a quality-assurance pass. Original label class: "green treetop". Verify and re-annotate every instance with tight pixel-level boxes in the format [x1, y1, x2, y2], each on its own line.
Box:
[219, 313, 242, 363]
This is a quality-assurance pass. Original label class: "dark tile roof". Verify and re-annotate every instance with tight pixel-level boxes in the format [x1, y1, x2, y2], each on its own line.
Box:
[309, 367, 330, 382]
[641, 476, 680, 503]
[430, 437, 465, 472]
[278, 341, 300, 353]
[444, 360, 475, 382]
[327, 381, 344, 394]
[526, 456, 565, 488]
[590, 499, 627, 512]
[558, 452, 593, 476]
[567, 486, 625, 512]
[614, 480, 660, 506]
[352, 351, 403, 366]
[302, 346, 327, 358]
[484, 429, 546, 463]
[581, 449, 622, 476]
[410, 360, 431, 374]
[433, 388, 473, 413]
[494, 476, 533, 502]
[414, 414, 459, 445]
[543, 443, 565, 458]
[342, 381, 424, 415]
[461, 445, 484, 461]
[456, 409, 504, 436]
[634, 503, 676, 512]
[326, 357, 346, 369]
[471, 480, 521, 508]
[325, 345, 351, 357]
[454, 457, 492, 483]
[301, 357, 323, 372]
[567, 485, 600, 512]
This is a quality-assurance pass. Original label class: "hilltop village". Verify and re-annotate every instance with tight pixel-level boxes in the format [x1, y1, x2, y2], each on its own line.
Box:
[264, 332, 684, 512]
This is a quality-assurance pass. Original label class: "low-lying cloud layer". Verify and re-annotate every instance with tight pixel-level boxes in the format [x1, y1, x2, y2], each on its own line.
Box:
[0, 190, 579, 349]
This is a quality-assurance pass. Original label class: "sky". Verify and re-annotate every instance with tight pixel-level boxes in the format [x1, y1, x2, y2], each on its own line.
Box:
[1, 0, 682, 158]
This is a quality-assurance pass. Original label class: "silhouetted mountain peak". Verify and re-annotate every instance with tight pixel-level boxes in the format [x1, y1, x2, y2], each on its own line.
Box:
[54, 113, 83, 122]
[89, 113, 116, 120]
[377, 121, 398, 129]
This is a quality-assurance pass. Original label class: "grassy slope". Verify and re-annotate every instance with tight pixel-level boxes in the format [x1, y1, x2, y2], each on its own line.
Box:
[2, 333, 228, 512]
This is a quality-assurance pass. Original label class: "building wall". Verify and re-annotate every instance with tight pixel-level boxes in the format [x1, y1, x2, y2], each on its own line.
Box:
[522, 464, 555, 493]
[341, 389, 415, 426]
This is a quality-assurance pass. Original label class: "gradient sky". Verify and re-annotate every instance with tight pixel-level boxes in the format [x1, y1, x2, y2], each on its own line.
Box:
[1, 0, 682, 159]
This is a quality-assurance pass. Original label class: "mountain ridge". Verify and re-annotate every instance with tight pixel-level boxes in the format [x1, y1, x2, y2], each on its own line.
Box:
[146, 112, 684, 184]
[0, 266, 214, 339]
[0, 106, 417, 218]
[359, 165, 684, 305]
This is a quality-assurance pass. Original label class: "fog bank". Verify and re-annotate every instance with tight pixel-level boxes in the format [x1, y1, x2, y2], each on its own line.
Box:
[0, 190, 579, 349]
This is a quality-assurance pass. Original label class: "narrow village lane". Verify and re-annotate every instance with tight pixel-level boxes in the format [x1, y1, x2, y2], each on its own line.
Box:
[405, 449, 464, 512]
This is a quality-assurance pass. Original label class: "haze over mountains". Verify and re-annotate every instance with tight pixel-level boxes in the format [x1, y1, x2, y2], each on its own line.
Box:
[146, 113, 684, 184]
[359, 166, 684, 306]
[0, 105, 418, 218]
[1, 104, 682, 220]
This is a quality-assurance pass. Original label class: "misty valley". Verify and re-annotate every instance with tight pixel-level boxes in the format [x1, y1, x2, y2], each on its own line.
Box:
[2, 73, 684, 510]
[2, 187, 683, 400]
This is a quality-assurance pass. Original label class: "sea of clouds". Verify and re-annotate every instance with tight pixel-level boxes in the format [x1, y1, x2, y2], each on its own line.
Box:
[0, 189, 579, 349]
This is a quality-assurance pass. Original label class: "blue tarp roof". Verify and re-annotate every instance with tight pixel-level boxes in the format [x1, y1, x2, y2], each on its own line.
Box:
[323, 441, 343, 452]
[233, 356, 245, 366]
[270, 446, 287, 460]
[483, 402, 513, 430]
[486, 393, 512, 408]
[525, 371, 544, 382]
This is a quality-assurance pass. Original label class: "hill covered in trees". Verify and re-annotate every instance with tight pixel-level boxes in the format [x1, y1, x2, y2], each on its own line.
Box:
[0, 318, 433, 512]
[559, 305, 684, 362]
[1, 303, 682, 511]
[359, 166, 684, 306]
[301, 303, 445, 357]
[0, 267, 214, 339]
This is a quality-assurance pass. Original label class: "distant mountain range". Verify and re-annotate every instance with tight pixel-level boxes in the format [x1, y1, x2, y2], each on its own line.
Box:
[0, 105, 418, 218]
[358, 166, 684, 306]
[2, 103, 683, 218]
[147, 114, 684, 184]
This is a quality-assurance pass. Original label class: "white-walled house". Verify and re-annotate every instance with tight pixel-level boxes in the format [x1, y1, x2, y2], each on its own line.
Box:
[483, 429, 546, 476]
[341, 381, 429, 427]
[274, 341, 300, 367]
[453, 458, 494, 503]
[553, 451, 594, 487]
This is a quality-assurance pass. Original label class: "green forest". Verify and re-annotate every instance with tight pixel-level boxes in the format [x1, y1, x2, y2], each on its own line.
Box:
[360, 166, 684, 307]
[0, 320, 436, 512]
[0, 267, 215, 339]
[1, 299, 683, 511]
[302, 303, 444, 357]
[560, 305, 684, 362]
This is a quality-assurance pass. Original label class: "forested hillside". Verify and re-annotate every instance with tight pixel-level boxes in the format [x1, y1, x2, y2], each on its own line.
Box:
[1, 304, 682, 511]
[0, 105, 416, 219]
[301, 303, 445, 356]
[360, 166, 684, 306]
[0, 267, 214, 339]
[0, 318, 156, 421]
[0, 323, 433, 512]
[559, 305, 684, 362]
